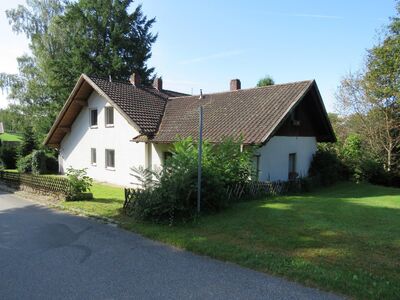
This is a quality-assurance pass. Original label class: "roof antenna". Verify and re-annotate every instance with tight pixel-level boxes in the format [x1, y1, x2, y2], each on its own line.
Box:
[199, 89, 203, 99]
[109, 75, 112, 82]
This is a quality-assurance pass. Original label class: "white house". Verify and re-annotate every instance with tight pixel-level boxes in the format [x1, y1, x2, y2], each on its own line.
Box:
[45, 74, 335, 187]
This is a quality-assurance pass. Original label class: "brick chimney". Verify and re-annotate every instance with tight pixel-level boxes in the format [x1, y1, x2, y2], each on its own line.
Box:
[230, 79, 241, 91]
[129, 73, 141, 87]
[153, 77, 163, 90]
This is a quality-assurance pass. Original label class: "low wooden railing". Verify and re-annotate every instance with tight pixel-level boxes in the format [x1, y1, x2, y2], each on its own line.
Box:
[0, 170, 71, 195]
[123, 178, 316, 214]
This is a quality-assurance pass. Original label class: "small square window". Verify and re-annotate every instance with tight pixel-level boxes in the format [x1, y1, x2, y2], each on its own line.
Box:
[105, 149, 115, 169]
[91, 148, 97, 165]
[90, 109, 98, 127]
[105, 106, 114, 126]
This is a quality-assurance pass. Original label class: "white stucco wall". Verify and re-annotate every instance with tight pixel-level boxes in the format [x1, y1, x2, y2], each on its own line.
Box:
[58, 92, 317, 186]
[151, 143, 171, 170]
[257, 136, 317, 181]
[59, 91, 146, 187]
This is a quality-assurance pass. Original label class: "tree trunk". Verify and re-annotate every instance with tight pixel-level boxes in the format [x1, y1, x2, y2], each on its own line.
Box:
[387, 147, 392, 172]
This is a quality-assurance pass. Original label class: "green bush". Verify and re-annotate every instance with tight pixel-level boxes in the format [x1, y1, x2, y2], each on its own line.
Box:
[45, 155, 59, 173]
[31, 150, 47, 175]
[0, 146, 17, 169]
[309, 147, 347, 186]
[129, 137, 254, 223]
[66, 167, 93, 200]
[16, 154, 33, 173]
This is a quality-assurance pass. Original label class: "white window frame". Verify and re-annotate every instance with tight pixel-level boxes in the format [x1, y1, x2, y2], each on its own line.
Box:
[105, 149, 115, 170]
[105, 106, 114, 127]
[89, 108, 98, 128]
[91, 148, 97, 166]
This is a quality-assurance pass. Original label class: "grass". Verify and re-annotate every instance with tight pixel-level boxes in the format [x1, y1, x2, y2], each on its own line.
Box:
[62, 182, 124, 218]
[61, 181, 400, 299]
[0, 133, 22, 142]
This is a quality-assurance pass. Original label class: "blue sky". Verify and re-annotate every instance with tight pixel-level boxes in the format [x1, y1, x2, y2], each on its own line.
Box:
[0, 0, 397, 111]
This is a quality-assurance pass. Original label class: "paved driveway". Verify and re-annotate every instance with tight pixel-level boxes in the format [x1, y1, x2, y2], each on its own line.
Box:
[0, 190, 342, 300]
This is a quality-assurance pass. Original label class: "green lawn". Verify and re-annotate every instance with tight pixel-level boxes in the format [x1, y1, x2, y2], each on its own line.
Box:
[61, 181, 400, 299]
[0, 133, 22, 142]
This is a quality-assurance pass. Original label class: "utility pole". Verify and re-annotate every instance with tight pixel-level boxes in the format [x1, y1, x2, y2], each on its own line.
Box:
[197, 105, 203, 213]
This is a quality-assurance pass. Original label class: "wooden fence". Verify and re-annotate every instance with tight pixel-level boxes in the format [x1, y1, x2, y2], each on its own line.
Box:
[0, 171, 71, 195]
[226, 180, 305, 201]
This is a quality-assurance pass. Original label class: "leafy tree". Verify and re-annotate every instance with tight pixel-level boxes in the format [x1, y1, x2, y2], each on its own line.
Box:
[1, 0, 157, 141]
[257, 75, 275, 87]
[336, 0, 400, 172]
[337, 72, 399, 172]
[0, 105, 27, 133]
[362, 3, 400, 171]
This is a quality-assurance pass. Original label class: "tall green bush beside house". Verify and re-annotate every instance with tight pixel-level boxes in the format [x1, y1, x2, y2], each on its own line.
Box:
[128, 137, 255, 223]
[16, 153, 33, 173]
[31, 150, 47, 175]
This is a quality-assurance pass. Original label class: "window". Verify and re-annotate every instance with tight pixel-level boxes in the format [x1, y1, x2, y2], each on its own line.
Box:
[253, 154, 260, 181]
[105, 106, 114, 126]
[288, 153, 297, 180]
[90, 109, 98, 127]
[105, 149, 115, 169]
[91, 148, 97, 165]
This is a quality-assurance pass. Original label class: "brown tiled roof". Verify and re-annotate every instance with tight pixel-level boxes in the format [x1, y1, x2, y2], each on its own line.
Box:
[152, 80, 315, 144]
[44, 74, 188, 147]
[46, 74, 334, 147]
[89, 76, 187, 135]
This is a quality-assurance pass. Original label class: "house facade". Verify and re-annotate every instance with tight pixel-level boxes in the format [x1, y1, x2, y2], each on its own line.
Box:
[45, 74, 335, 187]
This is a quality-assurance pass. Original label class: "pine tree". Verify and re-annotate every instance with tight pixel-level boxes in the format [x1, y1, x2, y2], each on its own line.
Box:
[1, 0, 157, 141]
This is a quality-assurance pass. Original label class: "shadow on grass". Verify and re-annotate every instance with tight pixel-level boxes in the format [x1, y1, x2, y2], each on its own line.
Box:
[308, 181, 400, 199]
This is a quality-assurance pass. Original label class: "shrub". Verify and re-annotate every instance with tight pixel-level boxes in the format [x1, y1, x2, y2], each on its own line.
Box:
[0, 146, 17, 169]
[129, 137, 254, 223]
[309, 146, 347, 186]
[31, 150, 47, 175]
[45, 155, 59, 174]
[16, 154, 33, 173]
[66, 167, 93, 200]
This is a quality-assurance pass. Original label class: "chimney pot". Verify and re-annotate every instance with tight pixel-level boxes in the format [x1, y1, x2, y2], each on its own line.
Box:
[153, 77, 163, 90]
[129, 73, 141, 87]
[230, 79, 241, 91]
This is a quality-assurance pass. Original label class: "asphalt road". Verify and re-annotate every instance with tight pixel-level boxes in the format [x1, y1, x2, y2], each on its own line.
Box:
[0, 190, 342, 300]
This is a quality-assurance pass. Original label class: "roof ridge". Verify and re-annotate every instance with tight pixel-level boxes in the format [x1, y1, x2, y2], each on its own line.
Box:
[87, 74, 132, 85]
[168, 79, 315, 100]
